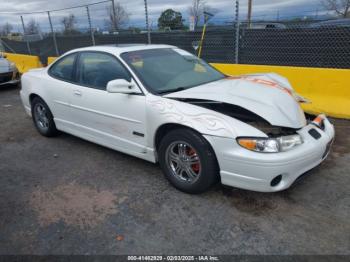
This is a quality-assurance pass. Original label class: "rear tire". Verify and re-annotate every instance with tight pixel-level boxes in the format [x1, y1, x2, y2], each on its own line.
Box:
[31, 97, 58, 137]
[158, 128, 219, 194]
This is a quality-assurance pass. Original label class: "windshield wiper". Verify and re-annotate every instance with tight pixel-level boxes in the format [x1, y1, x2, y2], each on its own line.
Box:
[158, 87, 186, 95]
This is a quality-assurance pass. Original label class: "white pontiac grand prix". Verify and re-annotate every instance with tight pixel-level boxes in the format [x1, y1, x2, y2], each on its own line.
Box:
[20, 44, 335, 194]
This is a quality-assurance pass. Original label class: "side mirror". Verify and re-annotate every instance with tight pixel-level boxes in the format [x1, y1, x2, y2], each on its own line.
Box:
[106, 79, 141, 94]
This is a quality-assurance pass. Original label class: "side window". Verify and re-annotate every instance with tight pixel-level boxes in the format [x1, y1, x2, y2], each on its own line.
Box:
[49, 53, 77, 82]
[78, 52, 131, 90]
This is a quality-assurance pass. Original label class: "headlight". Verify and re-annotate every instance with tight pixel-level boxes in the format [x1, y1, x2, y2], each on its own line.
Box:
[237, 134, 303, 153]
[277, 135, 303, 151]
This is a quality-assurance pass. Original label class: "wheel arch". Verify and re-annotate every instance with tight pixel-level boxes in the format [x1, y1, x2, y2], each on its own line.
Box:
[153, 123, 220, 168]
[154, 122, 221, 188]
[154, 123, 198, 151]
[29, 93, 44, 106]
[29, 94, 55, 119]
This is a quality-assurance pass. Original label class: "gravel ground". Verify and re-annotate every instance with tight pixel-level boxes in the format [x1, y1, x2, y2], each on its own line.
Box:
[0, 85, 349, 255]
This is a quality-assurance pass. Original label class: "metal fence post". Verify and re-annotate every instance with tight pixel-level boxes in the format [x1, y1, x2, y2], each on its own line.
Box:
[111, 0, 117, 32]
[234, 0, 240, 64]
[144, 0, 151, 44]
[86, 5, 95, 46]
[47, 11, 59, 56]
[20, 15, 31, 55]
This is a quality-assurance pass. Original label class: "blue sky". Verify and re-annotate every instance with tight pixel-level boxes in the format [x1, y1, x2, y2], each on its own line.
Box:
[0, 0, 329, 32]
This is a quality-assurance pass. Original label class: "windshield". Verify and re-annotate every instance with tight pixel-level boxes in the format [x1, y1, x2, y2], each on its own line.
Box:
[121, 48, 225, 94]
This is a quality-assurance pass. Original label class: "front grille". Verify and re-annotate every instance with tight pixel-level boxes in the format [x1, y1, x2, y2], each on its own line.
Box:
[0, 72, 13, 83]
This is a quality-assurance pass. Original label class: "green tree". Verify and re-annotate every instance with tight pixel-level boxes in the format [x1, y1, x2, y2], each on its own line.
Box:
[158, 9, 185, 30]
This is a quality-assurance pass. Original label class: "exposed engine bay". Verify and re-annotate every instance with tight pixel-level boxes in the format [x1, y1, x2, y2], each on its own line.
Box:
[173, 98, 300, 137]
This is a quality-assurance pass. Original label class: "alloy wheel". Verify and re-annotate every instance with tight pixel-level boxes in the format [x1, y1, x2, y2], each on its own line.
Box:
[165, 141, 202, 184]
[34, 103, 49, 131]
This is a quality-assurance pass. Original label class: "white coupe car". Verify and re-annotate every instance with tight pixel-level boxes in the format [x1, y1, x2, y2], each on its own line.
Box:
[20, 44, 334, 194]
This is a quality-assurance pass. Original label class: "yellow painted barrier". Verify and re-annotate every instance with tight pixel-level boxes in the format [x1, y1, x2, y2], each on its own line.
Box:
[47, 57, 57, 65]
[4, 53, 42, 74]
[212, 63, 350, 119]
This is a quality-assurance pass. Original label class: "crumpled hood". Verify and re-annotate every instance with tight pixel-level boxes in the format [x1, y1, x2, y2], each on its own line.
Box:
[165, 73, 307, 128]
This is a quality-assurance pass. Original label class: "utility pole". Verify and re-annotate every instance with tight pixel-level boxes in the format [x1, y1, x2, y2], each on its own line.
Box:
[276, 10, 280, 21]
[47, 11, 59, 56]
[20, 15, 31, 55]
[144, 0, 151, 44]
[111, 0, 117, 32]
[247, 0, 252, 29]
[86, 5, 95, 46]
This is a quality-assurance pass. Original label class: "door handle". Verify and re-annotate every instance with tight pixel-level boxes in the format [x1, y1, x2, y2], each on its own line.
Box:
[73, 90, 82, 96]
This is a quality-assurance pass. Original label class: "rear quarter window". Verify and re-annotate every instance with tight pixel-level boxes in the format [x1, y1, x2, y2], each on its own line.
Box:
[49, 53, 77, 82]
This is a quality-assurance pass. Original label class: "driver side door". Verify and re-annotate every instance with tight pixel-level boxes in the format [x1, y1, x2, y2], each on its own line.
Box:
[69, 51, 147, 156]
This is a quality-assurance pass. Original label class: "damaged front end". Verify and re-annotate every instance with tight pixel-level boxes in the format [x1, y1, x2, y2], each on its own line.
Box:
[172, 98, 300, 137]
[171, 98, 305, 153]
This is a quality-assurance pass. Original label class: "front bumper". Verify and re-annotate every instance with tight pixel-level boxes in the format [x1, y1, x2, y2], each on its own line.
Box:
[205, 116, 335, 192]
[0, 71, 20, 86]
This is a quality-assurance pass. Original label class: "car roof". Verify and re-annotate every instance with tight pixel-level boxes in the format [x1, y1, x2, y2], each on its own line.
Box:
[65, 44, 177, 56]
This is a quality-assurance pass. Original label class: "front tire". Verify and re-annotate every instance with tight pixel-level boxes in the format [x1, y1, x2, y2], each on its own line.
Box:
[31, 97, 58, 137]
[158, 128, 219, 194]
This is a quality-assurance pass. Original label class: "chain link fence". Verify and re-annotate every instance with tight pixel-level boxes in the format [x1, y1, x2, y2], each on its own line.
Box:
[238, 21, 350, 68]
[1, 1, 349, 69]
